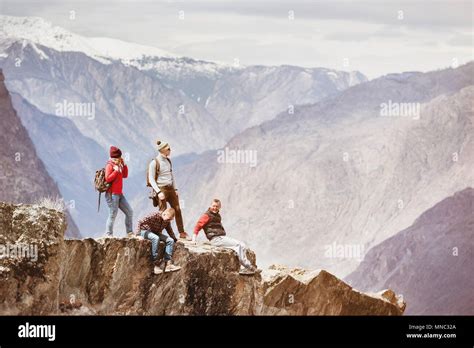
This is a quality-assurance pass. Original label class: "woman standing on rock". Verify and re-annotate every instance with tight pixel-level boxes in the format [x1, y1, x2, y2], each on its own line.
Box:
[104, 146, 133, 237]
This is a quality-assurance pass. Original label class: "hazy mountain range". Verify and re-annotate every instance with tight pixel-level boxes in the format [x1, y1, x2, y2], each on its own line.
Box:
[0, 15, 472, 315]
[0, 14, 365, 236]
[176, 63, 473, 277]
[0, 69, 80, 237]
[0, 15, 365, 160]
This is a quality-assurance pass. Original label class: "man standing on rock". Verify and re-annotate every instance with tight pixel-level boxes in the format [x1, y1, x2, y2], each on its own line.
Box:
[135, 207, 181, 274]
[192, 199, 257, 275]
[148, 140, 189, 240]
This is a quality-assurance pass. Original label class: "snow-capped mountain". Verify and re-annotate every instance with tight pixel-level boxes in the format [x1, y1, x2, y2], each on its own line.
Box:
[0, 15, 175, 62]
[0, 14, 368, 237]
[0, 15, 242, 97]
[0, 14, 366, 132]
[1, 40, 227, 161]
[0, 15, 235, 81]
[0, 14, 367, 157]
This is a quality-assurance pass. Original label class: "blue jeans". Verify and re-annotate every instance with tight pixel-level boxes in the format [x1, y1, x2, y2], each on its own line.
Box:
[105, 193, 133, 236]
[140, 230, 174, 261]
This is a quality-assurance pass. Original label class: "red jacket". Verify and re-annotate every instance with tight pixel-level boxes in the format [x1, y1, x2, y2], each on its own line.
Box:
[193, 213, 211, 235]
[105, 159, 128, 194]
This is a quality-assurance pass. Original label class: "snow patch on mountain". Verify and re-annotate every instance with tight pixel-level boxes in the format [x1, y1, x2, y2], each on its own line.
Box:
[86, 37, 175, 60]
[0, 15, 235, 78]
[1, 15, 109, 63]
[0, 15, 178, 64]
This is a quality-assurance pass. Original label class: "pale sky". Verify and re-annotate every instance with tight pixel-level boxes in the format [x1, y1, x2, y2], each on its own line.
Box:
[1, 0, 472, 78]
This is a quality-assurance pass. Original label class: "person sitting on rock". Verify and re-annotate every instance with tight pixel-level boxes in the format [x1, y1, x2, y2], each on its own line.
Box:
[135, 207, 181, 274]
[192, 198, 258, 275]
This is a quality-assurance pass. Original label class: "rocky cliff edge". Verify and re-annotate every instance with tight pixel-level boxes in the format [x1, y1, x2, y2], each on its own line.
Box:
[0, 202, 405, 315]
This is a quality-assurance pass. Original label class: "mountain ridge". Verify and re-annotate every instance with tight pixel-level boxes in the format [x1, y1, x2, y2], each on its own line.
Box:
[0, 68, 80, 238]
[345, 187, 474, 315]
[176, 62, 473, 277]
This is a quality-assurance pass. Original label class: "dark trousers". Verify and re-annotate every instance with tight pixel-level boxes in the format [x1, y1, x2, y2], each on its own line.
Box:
[159, 186, 184, 233]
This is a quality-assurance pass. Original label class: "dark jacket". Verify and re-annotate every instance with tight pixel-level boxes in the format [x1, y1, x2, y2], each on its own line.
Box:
[194, 209, 226, 241]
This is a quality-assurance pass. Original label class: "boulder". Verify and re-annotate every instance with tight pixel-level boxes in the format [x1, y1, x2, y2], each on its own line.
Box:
[0, 202, 65, 314]
[261, 265, 405, 315]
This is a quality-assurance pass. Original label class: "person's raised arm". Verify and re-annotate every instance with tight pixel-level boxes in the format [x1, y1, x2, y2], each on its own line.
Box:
[105, 162, 118, 183]
[192, 214, 210, 243]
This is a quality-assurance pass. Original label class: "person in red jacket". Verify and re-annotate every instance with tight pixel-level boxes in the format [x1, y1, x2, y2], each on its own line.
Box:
[104, 146, 133, 237]
[193, 198, 258, 275]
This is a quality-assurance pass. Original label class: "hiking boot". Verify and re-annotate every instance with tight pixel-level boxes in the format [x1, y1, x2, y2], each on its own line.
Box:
[240, 265, 261, 275]
[165, 263, 182, 273]
[250, 265, 261, 273]
[239, 267, 256, 275]
[127, 232, 135, 238]
[153, 261, 166, 275]
[179, 232, 190, 240]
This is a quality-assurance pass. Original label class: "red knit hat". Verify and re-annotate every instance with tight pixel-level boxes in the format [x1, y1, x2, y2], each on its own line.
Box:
[110, 146, 122, 158]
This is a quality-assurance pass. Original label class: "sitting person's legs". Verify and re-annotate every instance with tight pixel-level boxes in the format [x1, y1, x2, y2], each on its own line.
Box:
[159, 230, 181, 272]
[210, 235, 252, 269]
[160, 230, 175, 262]
[140, 230, 160, 261]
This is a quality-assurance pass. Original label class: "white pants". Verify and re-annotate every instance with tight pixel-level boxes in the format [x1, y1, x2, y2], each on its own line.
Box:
[210, 236, 252, 269]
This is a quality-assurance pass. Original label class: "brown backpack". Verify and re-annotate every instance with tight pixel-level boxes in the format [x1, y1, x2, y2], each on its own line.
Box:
[94, 168, 111, 212]
[146, 158, 160, 187]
